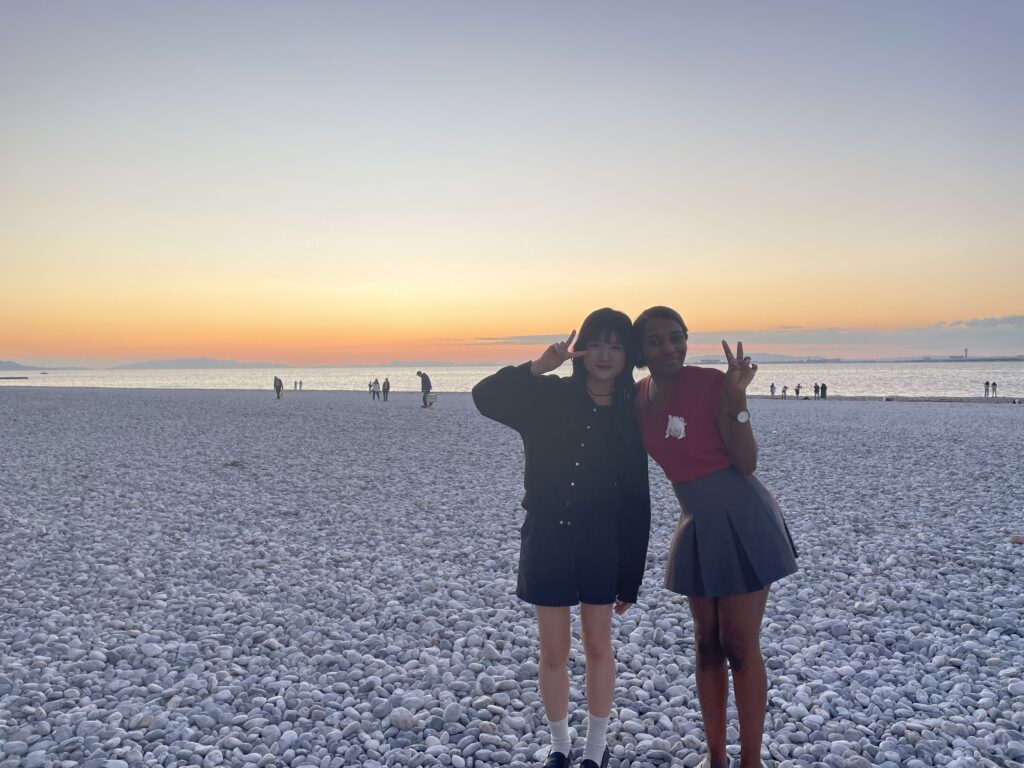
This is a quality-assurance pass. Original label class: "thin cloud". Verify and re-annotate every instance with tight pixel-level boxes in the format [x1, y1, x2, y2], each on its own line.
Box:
[430, 335, 567, 347]
[434, 316, 1023, 355]
[941, 315, 1024, 329]
[469, 335, 570, 346]
[691, 315, 1024, 355]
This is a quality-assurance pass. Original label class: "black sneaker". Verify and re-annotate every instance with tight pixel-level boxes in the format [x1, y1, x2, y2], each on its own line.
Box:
[579, 746, 609, 768]
[541, 749, 573, 768]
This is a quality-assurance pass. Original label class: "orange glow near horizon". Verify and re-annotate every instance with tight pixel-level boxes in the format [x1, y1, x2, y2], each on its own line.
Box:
[5, 270, 1022, 366]
[4, 233, 1023, 365]
[3, 5, 1022, 366]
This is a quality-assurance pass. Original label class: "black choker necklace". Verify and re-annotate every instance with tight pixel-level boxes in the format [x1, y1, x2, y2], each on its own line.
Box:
[586, 386, 613, 398]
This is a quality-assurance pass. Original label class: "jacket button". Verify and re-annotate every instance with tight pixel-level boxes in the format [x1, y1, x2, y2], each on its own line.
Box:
[570, 482, 575, 487]
[586, 425, 591, 430]
[574, 461, 580, 466]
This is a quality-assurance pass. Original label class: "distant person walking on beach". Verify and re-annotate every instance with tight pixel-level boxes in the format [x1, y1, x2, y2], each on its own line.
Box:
[368, 381, 373, 397]
[794, 383, 802, 398]
[299, 380, 303, 391]
[781, 385, 788, 400]
[293, 380, 297, 391]
[770, 383, 776, 399]
[633, 306, 798, 768]
[820, 382, 827, 399]
[473, 309, 651, 768]
[416, 371, 433, 408]
[273, 376, 284, 400]
[985, 381, 990, 398]
[814, 383, 820, 399]
[992, 381, 997, 397]
[371, 378, 381, 401]
[382, 377, 390, 402]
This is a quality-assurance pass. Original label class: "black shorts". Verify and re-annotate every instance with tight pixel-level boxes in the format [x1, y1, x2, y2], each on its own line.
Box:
[516, 512, 619, 606]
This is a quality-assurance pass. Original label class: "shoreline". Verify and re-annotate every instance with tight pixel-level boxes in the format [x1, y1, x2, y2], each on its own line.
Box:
[2, 385, 1022, 404]
[748, 394, 1022, 404]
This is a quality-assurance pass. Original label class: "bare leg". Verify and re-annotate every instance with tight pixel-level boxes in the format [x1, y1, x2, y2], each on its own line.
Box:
[718, 588, 770, 768]
[688, 596, 728, 767]
[579, 603, 615, 717]
[535, 606, 572, 723]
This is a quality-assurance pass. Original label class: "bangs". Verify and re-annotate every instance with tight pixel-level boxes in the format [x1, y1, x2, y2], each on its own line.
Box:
[585, 327, 623, 346]
[570, 306, 639, 387]
[575, 307, 633, 351]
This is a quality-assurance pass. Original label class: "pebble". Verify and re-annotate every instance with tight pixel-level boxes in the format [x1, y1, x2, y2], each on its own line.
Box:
[0, 392, 1019, 768]
[389, 707, 420, 731]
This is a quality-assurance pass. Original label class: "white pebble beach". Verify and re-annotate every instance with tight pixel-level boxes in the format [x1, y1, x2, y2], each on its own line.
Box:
[1, 388, 1022, 768]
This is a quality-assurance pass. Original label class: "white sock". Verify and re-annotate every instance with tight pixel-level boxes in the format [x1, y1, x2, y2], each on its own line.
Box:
[548, 716, 571, 757]
[583, 713, 609, 764]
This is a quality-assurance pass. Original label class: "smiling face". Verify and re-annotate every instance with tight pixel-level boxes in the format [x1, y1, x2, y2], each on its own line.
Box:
[570, 307, 636, 394]
[640, 316, 688, 378]
[581, 332, 627, 388]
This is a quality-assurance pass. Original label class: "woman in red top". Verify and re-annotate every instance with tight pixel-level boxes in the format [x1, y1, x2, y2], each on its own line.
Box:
[633, 306, 797, 768]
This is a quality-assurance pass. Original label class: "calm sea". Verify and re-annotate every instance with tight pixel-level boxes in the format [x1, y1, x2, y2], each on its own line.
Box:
[2, 361, 1022, 399]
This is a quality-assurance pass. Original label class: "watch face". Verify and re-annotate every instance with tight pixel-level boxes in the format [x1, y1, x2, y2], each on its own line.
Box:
[736, 410, 750, 423]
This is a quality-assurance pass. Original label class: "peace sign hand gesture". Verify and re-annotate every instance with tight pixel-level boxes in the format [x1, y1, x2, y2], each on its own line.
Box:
[722, 340, 757, 393]
[531, 330, 586, 375]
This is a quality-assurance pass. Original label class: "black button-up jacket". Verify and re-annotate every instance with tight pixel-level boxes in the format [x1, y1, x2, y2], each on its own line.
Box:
[472, 362, 651, 603]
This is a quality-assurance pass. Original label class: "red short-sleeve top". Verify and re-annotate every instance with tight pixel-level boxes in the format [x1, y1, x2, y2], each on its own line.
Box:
[635, 366, 731, 484]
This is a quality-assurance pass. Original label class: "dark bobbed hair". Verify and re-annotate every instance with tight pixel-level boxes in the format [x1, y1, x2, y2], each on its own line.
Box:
[570, 307, 638, 406]
[632, 306, 689, 368]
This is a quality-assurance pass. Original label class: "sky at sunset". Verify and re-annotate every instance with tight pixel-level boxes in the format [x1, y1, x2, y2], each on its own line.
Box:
[2, 2, 1022, 366]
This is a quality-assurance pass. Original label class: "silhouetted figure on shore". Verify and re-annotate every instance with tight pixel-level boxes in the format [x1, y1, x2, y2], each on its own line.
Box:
[770, 383, 776, 399]
[814, 383, 820, 399]
[820, 382, 828, 399]
[382, 378, 390, 402]
[372, 378, 381, 401]
[991, 381, 997, 398]
[417, 371, 433, 407]
[273, 376, 284, 399]
[985, 381, 990, 398]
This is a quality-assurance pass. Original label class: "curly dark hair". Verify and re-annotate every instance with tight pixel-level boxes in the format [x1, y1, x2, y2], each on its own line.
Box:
[632, 306, 688, 368]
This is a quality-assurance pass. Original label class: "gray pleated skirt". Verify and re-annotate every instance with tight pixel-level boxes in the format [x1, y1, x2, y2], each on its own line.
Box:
[666, 468, 798, 597]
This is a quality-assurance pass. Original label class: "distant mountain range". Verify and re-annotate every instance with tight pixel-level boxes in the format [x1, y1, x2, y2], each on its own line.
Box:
[110, 357, 289, 370]
[0, 357, 286, 371]
[113, 358, 496, 369]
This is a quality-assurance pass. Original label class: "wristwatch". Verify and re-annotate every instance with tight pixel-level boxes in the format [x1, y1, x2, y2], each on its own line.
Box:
[735, 410, 750, 424]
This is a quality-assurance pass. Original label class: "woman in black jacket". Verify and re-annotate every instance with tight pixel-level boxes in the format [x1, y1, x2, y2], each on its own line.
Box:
[473, 308, 651, 768]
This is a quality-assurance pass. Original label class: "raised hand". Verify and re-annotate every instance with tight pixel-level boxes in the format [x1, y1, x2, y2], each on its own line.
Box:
[531, 330, 586, 375]
[722, 340, 757, 392]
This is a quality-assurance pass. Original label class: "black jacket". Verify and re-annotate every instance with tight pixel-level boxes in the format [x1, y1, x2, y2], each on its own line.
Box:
[472, 363, 651, 603]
